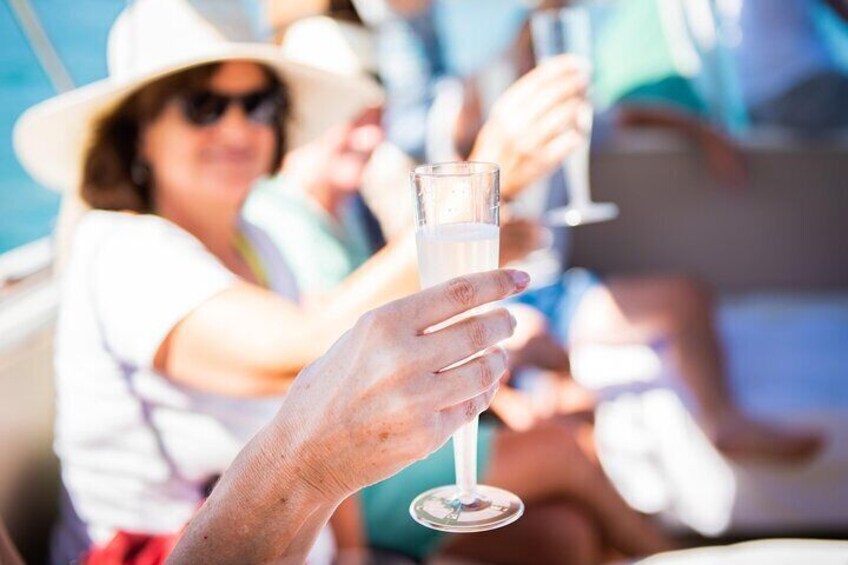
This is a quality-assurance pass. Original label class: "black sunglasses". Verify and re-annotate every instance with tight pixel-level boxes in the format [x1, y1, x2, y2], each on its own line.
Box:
[177, 88, 283, 126]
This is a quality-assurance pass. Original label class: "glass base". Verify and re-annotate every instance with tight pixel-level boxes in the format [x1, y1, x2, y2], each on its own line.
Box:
[545, 202, 619, 227]
[409, 484, 524, 533]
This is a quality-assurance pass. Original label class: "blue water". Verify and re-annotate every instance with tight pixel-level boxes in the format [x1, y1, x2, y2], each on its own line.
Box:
[0, 1, 122, 254]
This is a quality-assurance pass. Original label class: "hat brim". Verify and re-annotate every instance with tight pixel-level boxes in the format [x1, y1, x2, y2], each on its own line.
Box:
[13, 43, 384, 192]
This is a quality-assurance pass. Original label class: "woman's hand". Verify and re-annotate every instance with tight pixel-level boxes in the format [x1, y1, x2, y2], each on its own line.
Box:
[469, 54, 590, 198]
[276, 268, 530, 501]
[170, 269, 529, 564]
[615, 105, 749, 189]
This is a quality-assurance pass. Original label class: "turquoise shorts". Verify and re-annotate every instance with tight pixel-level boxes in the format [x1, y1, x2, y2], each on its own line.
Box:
[360, 422, 497, 560]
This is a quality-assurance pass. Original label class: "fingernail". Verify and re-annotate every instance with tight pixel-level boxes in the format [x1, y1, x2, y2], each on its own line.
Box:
[508, 269, 530, 290]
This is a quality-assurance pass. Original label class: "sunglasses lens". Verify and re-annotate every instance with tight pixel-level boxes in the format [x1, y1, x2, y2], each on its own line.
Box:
[179, 89, 280, 126]
[243, 91, 280, 125]
[183, 92, 228, 125]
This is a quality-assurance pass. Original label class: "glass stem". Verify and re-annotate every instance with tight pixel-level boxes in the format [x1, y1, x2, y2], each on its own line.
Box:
[564, 141, 591, 208]
[453, 416, 479, 505]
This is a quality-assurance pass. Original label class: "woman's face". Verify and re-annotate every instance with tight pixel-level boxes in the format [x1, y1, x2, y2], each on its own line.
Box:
[140, 61, 277, 212]
[327, 106, 384, 193]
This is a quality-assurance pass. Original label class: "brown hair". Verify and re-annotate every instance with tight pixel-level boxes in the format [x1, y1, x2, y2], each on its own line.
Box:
[80, 62, 289, 213]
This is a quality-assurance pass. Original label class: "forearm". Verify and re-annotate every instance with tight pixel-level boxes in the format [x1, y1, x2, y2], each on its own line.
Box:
[162, 233, 419, 396]
[261, 230, 419, 374]
[168, 419, 340, 564]
[0, 520, 23, 565]
[311, 230, 420, 325]
[328, 495, 366, 550]
[265, 0, 329, 30]
[247, 230, 419, 371]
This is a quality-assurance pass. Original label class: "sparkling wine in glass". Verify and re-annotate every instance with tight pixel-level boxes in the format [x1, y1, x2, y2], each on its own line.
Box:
[531, 6, 618, 227]
[409, 161, 524, 533]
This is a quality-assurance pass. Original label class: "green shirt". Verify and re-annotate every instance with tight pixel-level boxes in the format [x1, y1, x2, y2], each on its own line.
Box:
[243, 177, 373, 294]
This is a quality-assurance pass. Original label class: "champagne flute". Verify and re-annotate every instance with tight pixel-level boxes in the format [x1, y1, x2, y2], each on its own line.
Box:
[531, 6, 618, 227]
[409, 161, 524, 532]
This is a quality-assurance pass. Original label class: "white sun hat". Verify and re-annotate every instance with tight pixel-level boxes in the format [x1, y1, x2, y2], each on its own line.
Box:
[280, 15, 378, 78]
[12, 0, 384, 194]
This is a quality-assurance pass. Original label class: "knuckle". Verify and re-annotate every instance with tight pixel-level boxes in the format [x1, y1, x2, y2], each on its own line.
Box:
[495, 308, 515, 337]
[496, 270, 513, 296]
[356, 310, 383, 334]
[465, 317, 489, 350]
[464, 396, 483, 421]
[476, 356, 496, 388]
[446, 277, 476, 307]
[464, 398, 476, 420]
[514, 140, 536, 160]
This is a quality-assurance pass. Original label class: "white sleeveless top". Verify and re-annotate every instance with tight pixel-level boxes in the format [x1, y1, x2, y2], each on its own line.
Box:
[52, 211, 333, 564]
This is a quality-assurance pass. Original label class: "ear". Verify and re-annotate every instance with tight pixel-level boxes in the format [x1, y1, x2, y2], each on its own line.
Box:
[136, 121, 153, 163]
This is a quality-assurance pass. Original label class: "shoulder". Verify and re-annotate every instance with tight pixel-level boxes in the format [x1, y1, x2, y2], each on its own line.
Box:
[76, 210, 191, 240]
[74, 211, 205, 257]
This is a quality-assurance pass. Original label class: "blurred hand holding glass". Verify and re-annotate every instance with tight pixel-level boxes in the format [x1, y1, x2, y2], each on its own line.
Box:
[531, 6, 619, 227]
[409, 162, 524, 532]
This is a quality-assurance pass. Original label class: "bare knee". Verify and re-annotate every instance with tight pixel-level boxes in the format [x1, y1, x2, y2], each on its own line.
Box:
[663, 275, 712, 309]
[520, 421, 596, 482]
[487, 421, 597, 498]
[644, 275, 714, 333]
[529, 503, 602, 565]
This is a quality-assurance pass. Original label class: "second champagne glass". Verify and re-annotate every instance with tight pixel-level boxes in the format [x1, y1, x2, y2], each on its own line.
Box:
[409, 161, 524, 533]
[531, 6, 619, 227]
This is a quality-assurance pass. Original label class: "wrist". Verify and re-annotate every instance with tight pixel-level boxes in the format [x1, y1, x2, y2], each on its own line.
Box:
[169, 417, 341, 564]
[260, 414, 347, 507]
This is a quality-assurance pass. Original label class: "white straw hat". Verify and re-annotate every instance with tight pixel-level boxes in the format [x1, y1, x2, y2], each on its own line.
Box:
[280, 16, 378, 78]
[12, 0, 384, 193]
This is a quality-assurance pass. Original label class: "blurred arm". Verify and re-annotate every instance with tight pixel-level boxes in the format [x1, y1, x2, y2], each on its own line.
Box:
[265, 0, 329, 30]
[0, 521, 23, 565]
[616, 105, 748, 188]
[156, 231, 420, 396]
[329, 495, 367, 552]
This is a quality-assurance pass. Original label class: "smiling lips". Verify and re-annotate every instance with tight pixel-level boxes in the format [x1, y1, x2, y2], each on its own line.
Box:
[202, 147, 259, 165]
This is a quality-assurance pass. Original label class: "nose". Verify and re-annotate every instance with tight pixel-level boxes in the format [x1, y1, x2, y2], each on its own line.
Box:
[349, 123, 385, 153]
[214, 102, 253, 143]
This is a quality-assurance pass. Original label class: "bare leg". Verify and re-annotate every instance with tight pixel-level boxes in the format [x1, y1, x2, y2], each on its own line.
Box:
[481, 421, 673, 558]
[436, 502, 601, 565]
[570, 275, 822, 462]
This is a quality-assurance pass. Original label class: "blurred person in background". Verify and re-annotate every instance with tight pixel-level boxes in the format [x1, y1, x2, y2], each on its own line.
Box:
[13, 0, 374, 559]
[736, 0, 848, 133]
[349, 0, 748, 187]
[342, 0, 818, 455]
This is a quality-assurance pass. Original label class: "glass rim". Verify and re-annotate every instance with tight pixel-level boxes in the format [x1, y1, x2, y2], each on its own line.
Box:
[531, 5, 590, 26]
[411, 161, 499, 179]
[532, 5, 589, 18]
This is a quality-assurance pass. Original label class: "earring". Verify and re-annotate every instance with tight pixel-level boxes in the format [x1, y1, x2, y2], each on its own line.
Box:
[131, 159, 151, 187]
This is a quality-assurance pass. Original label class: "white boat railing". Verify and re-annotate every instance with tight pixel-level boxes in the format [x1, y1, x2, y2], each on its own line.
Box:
[0, 238, 57, 353]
